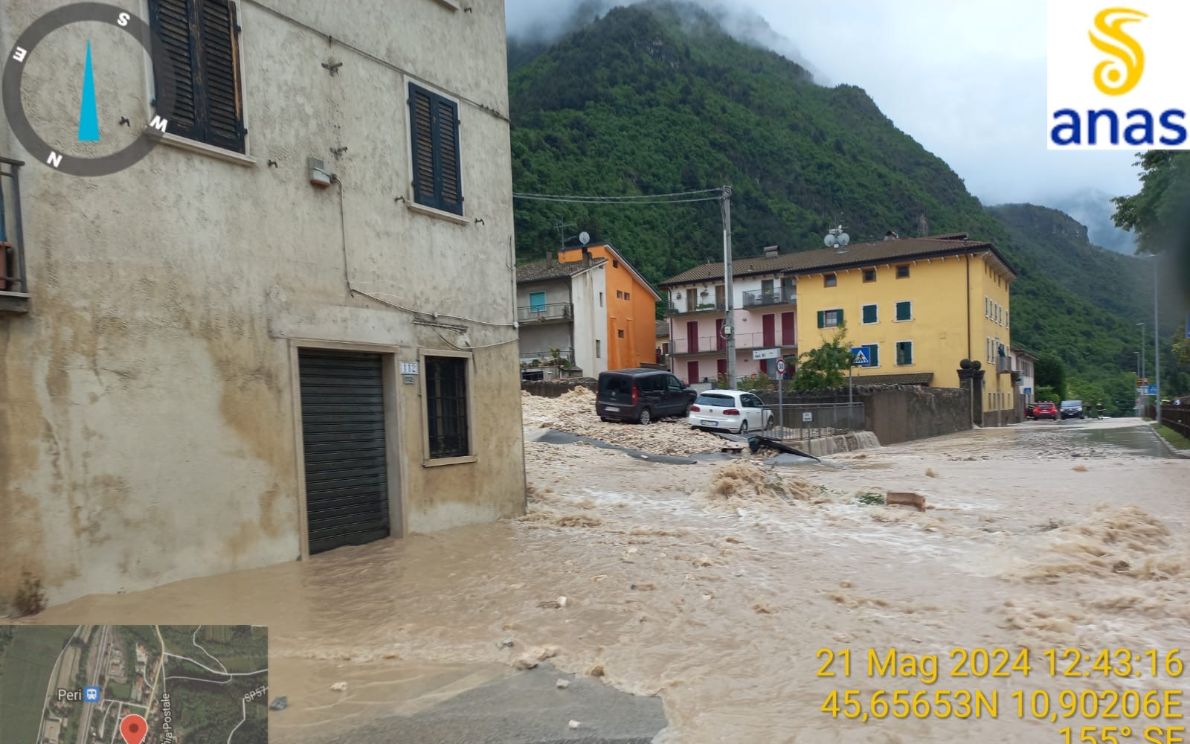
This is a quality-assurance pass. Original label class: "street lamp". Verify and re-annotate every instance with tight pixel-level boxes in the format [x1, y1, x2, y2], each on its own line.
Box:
[1136, 322, 1145, 382]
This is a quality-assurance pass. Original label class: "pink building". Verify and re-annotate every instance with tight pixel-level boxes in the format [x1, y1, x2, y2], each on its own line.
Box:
[661, 246, 797, 385]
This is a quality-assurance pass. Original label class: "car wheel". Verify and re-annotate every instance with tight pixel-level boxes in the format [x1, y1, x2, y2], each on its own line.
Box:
[738, 421, 749, 435]
[638, 408, 652, 425]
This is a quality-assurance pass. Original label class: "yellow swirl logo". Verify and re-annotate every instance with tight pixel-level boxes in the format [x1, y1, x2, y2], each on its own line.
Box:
[1089, 7, 1148, 95]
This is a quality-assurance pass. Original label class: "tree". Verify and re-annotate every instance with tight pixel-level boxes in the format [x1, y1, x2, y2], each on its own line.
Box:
[793, 328, 852, 392]
[1034, 354, 1068, 400]
[1112, 151, 1190, 296]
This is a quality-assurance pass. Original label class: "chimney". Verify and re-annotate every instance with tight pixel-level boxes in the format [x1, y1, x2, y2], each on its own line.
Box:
[582, 247, 591, 268]
[545, 249, 553, 265]
[763, 245, 779, 258]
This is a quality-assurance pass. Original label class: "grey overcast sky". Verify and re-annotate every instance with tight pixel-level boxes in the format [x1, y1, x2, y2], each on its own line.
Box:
[505, 0, 1142, 208]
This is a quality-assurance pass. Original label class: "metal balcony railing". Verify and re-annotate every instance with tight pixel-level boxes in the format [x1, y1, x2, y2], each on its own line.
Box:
[742, 288, 796, 308]
[517, 302, 573, 323]
[665, 300, 725, 316]
[0, 157, 28, 312]
[520, 348, 575, 367]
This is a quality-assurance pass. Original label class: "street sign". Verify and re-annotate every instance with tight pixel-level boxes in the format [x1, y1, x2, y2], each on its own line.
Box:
[1138, 384, 1157, 396]
[850, 347, 871, 367]
[752, 347, 781, 360]
[802, 411, 813, 422]
[775, 359, 786, 376]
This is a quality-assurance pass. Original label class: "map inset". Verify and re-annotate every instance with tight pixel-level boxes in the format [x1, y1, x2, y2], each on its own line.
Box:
[0, 625, 268, 744]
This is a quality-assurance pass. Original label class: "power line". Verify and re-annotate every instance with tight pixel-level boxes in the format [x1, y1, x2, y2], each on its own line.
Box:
[513, 194, 724, 206]
[514, 187, 723, 202]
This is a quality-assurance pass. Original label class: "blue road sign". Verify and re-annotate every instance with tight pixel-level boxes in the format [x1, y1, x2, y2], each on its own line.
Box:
[850, 347, 871, 367]
[1138, 385, 1157, 396]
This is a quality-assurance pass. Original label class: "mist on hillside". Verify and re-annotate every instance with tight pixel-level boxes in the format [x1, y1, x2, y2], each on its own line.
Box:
[505, 0, 820, 80]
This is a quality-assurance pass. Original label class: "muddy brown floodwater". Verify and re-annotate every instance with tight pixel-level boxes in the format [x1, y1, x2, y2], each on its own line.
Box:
[24, 418, 1190, 743]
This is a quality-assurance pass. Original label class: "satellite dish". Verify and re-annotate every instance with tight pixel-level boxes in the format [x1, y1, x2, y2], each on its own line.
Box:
[579, 231, 591, 246]
[838, 233, 850, 247]
[824, 234, 837, 248]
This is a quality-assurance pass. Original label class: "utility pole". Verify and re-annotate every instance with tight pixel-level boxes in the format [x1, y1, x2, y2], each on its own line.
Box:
[721, 185, 736, 386]
[1153, 254, 1161, 424]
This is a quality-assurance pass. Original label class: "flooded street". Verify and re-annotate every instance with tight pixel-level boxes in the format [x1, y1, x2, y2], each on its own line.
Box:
[26, 419, 1190, 743]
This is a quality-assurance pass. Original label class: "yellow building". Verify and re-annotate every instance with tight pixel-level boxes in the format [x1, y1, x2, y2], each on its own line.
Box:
[792, 234, 1017, 423]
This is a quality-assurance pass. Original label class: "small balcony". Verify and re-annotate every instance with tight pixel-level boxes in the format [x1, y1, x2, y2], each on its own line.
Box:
[520, 347, 575, 367]
[742, 288, 796, 308]
[517, 302, 572, 323]
[0, 157, 28, 313]
[665, 300, 725, 317]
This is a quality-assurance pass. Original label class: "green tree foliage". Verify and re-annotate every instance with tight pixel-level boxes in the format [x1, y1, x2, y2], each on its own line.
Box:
[1034, 385, 1060, 403]
[793, 329, 852, 391]
[1034, 354, 1068, 401]
[1112, 152, 1190, 256]
[508, 1, 1167, 401]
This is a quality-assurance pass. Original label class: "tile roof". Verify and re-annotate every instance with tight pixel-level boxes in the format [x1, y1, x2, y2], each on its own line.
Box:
[516, 257, 606, 284]
[660, 235, 1015, 286]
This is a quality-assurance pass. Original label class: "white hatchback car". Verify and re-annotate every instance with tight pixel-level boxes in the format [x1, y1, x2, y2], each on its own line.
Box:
[688, 389, 774, 434]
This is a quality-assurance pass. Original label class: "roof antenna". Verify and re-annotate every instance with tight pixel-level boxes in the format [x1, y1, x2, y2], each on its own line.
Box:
[823, 225, 850, 254]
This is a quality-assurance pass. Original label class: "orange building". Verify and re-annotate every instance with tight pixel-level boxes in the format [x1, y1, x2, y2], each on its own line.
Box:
[557, 243, 659, 370]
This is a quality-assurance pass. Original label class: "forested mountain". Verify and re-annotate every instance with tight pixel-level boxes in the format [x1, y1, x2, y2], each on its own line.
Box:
[507, 1, 1164, 408]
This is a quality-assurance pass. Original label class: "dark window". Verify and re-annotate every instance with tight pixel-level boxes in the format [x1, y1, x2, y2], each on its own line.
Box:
[859, 343, 879, 367]
[624, 292, 631, 300]
[617, 329, 625, 338]
[896, 301, 912, 321]
[896, 341, 914, 366]
[667, 376, 684, 391]
[409, 83, 463, 215]
[149, 0, 245, 152]
[862, 268, 877, 282]
[425, 356, 469, 459]
[824, 273, 837, 287]
[896, 264, 911, 278]
[817, 309, 844, 328]
[862, 304, 878, 324]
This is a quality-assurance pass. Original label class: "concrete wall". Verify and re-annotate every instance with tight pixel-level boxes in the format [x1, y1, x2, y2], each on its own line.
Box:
[571, 264, 607, 377]
[521, 379, 597, 398]
[0, 0, 525, 610]
[516, 278, 571, 309]
[759, 386, 972, 445]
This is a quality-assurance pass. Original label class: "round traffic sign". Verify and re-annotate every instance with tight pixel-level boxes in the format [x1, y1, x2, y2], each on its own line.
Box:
[775, 359, 787, 375]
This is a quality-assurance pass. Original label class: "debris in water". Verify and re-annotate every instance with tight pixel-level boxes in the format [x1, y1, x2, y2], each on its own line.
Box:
[569, 720, 581, 729]
[497, 638, 515, 649]
[537, 596, 568, 609]
[589, 664, 605, 677]
[752, 603, 775, 614]
[556, 679, 570, 689]
[886, 491, 927, 512]
[630, 581, 656, 591]
[269, 696, 288, 711]
[693, 556, 713, 568]
[330, 681, 348, 692]
[1073, 464, 1088, 472]
[514, 655, 539, 670]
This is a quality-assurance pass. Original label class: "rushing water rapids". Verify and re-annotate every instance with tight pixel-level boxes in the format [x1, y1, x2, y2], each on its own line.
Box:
[23, 420, 1190, 743]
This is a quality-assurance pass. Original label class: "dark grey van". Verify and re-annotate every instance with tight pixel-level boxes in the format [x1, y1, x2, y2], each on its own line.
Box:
[596, 369, 697, 424]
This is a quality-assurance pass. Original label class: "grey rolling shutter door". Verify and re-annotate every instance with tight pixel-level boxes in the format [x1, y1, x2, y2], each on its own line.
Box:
[299, 350, 390, 554]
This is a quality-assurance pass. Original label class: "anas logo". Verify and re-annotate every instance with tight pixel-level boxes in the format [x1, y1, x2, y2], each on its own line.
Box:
[1089, 7, 1147, 96]
[1047, 0, 1188, 149]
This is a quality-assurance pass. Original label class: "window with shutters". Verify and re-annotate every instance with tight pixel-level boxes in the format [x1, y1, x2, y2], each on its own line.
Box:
[408, 83, 464, 216]
[148, 0, 246, 153]
[817, 308, 843, 328]
[896, 341, 914, 366]
[895, 301, 912, 322]
[424, 355, 472, 461]
[861, 304, 878, 324]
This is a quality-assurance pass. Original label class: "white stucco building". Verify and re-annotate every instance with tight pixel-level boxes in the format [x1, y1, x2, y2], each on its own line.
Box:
[0, 0, 525, 611]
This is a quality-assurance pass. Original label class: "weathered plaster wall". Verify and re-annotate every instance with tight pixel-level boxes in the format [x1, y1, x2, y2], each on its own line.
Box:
[0, 0, 524, 610]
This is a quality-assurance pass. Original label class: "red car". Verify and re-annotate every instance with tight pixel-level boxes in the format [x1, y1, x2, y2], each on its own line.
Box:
[1032, 401, 1058, 420]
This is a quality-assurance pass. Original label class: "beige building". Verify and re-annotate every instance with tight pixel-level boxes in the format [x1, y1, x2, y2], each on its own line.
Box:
[0, 0, 524, 610]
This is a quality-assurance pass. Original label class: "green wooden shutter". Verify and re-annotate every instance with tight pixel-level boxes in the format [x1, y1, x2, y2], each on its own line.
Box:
[816, 310, 824, 328]
[149, 0, 198, 137]
[409, 85, 437, 208]
[837, 309, 844, 326]
[867, 344, 879, 367]
[198, 0, 245, 152]
[435, 97, 463, 214]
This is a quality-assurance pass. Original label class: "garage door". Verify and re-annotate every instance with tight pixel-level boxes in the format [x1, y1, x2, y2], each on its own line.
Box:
[299, 349, 391, 554]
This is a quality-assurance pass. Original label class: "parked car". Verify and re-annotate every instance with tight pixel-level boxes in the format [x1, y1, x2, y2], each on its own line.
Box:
[595, 369, 697, 424]
[687, 390, 774, 434]
[1033, 401, 1059, 420]
[1059, 400, 1085, 419]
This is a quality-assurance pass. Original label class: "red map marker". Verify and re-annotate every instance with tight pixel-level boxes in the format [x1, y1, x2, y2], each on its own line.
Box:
[119, 714, 148, 744]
